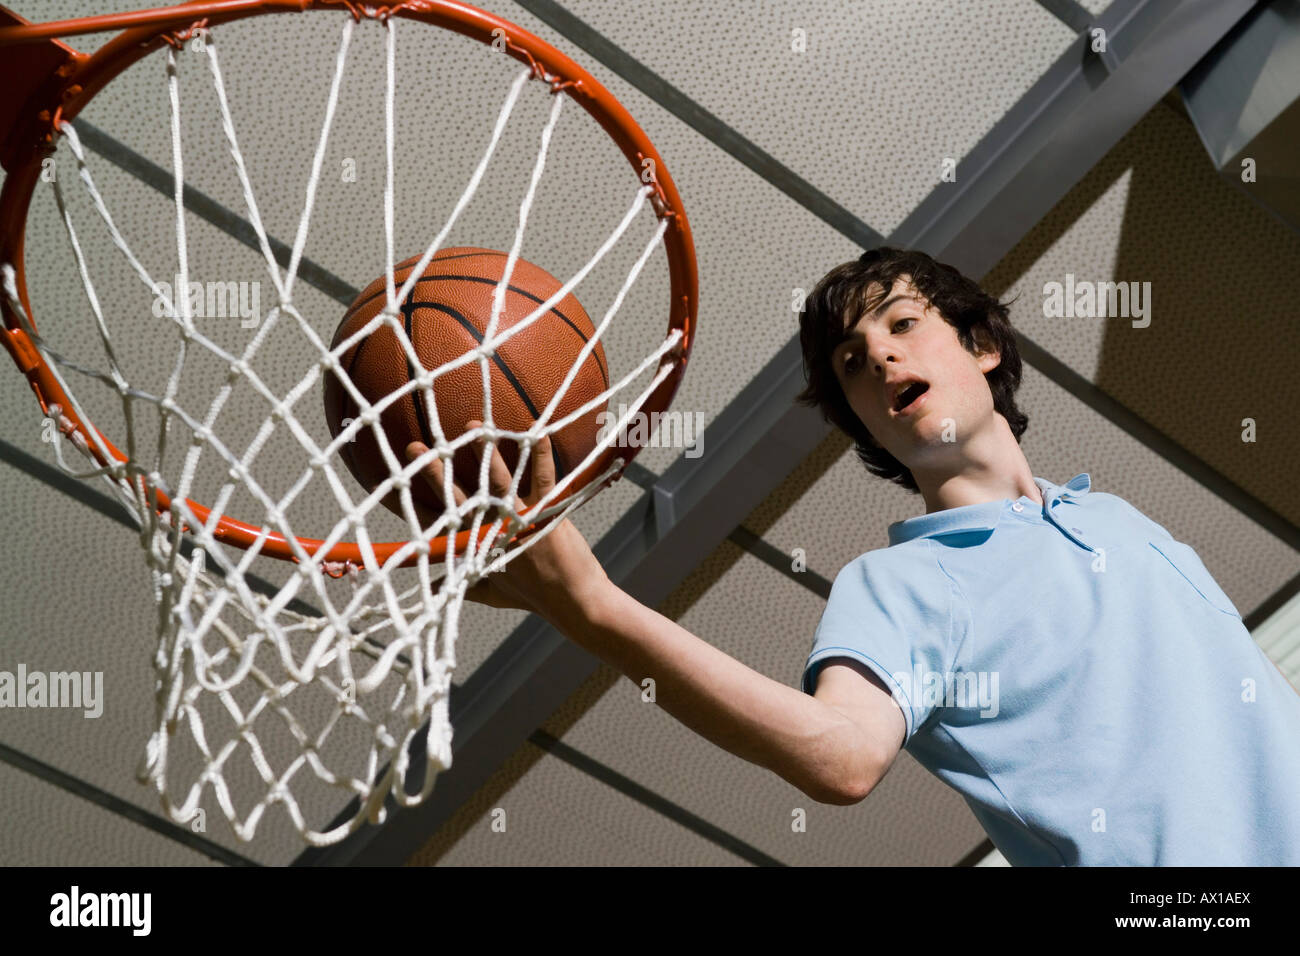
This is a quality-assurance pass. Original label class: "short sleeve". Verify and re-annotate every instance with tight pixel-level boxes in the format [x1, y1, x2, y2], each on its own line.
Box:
[801, 546, 960, 745]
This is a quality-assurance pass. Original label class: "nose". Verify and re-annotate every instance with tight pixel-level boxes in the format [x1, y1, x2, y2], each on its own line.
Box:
[865, 336, 900, 378]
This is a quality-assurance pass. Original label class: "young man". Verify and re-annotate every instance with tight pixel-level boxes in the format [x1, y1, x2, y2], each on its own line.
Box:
[406, 247, 1300, 866]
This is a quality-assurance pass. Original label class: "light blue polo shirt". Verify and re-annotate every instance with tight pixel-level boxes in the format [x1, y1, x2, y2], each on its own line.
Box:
[802, 472, 1300, 866]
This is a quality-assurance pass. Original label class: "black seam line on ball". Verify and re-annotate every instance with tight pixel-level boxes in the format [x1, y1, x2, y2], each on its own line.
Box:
[423, 250, 508, 262]
[348, 271, 608, 386]
[432, 274, 608, 387]
[402, 299, 569, 484]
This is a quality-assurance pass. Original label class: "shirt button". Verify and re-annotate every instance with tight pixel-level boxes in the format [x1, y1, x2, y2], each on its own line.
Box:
[1012, 502, 1024, 512]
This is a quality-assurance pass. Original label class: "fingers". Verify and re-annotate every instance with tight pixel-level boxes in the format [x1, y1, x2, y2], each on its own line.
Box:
[405, 441, 468, 508]
[529, 432, 556, 503]
[466, 420, 556, 507]
[464, 420, 517, 506]
[407, 423, 552, 516]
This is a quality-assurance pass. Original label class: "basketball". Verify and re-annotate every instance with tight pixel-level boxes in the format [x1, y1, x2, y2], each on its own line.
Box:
[323, 247, 610, 517]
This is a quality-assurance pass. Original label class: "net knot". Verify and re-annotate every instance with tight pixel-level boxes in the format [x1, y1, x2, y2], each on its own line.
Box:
[157, 509, 191, 534]
[322, 559, 359, 580]
[159, 18, 209, 50]
[47, 404, 90, 453]
[337, 0, 395, 24]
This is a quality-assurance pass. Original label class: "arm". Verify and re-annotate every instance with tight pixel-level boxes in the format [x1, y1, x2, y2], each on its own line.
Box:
[405, 428, 902, 803]
[548, 577, 903, 804]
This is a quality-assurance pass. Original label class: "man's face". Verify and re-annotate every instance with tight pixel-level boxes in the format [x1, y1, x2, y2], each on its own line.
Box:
[830, 277, 1002, 475]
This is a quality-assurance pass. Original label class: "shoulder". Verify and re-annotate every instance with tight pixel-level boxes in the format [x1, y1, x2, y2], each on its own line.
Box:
[1083, 489, 1139, 512]
[832, 539, 943, 586]
[1083, 490, 1174, 539]
[828, 539, 958, 618]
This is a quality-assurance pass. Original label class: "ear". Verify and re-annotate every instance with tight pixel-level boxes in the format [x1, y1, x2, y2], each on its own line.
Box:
[972, 327, 1002, 374]
[977, 347, 1002, 375]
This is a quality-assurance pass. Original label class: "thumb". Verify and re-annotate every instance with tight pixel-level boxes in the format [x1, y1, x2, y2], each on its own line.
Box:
[466, 577, 522, 611]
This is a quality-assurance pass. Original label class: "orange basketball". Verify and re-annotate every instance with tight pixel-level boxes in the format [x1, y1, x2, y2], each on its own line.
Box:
[324, 248, 610, 517]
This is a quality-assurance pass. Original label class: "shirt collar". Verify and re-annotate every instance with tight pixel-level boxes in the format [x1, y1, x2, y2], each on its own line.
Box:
[887, 472, 1091, 546]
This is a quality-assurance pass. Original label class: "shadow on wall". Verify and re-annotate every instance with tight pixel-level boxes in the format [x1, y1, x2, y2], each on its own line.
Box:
[984, 98, 1300, 530]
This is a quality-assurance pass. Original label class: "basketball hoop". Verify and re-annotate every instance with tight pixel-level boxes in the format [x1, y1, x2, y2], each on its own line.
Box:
[0, 1, 696, 845]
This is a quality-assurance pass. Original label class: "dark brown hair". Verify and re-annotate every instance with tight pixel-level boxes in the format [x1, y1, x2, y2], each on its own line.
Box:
[795, 247, 1027, 492]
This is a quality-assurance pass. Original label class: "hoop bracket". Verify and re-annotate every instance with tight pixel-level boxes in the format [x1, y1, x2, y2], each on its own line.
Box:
[0, 325, 65, 422]
[0, 325, 40, 376]
[0, 7, 86, 174]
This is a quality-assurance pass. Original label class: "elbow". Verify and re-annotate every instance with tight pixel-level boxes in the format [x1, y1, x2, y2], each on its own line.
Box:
[798, 713, 885, 805]
[803, 760, 879, 806]
[806, 733, 885, 805]
[817, 774, 875, 806]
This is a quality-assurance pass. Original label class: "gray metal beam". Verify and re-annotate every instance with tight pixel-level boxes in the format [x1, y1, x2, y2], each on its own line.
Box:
[1034, 0, 1096, 35]
[891, 0, 1259, 278]
[514, 0, 884, 251]
[1179, 0, 1300, 236]
[296, 0, 1266, 866]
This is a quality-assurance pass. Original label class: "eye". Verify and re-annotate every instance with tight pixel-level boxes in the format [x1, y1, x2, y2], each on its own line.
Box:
[892, 317, 915, 333]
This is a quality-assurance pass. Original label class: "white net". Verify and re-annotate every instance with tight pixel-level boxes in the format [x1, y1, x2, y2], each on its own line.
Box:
[1, 12, 684, 845]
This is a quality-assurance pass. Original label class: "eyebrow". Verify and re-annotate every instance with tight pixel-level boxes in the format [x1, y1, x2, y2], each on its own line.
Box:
[838, 294, 920, 342]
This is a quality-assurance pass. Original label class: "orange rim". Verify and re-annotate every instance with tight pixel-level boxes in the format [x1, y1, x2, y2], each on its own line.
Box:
[0, 0, 697, 568]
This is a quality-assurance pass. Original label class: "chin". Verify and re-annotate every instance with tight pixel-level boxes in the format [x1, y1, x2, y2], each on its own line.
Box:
[906, 421, 963, 461]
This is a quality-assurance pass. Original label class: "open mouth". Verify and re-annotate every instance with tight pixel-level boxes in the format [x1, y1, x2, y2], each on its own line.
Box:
[892, 381, 930, 414]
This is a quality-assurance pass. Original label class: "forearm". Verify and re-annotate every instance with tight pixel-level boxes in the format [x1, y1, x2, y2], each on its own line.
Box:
[544, 579, 869, 803]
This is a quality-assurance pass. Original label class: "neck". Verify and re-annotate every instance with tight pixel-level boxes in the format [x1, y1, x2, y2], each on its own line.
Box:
[910, 415, 1043, 515]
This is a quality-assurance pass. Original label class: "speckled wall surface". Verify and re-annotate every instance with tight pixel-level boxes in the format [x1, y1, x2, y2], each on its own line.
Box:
[0, 0, 1292, 866]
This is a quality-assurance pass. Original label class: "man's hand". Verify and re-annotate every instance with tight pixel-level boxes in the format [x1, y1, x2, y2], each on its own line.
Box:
[404, 421, 610, 624]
